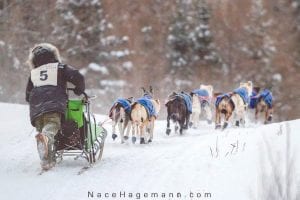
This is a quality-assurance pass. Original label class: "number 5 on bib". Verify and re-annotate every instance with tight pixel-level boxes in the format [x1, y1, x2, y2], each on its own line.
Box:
[31, 63, 58, 87]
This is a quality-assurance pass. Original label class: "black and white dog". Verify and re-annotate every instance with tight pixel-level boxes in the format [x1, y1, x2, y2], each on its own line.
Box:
[109, 98, 133, 143]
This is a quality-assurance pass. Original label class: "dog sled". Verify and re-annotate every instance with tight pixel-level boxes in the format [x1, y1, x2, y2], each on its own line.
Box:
[54, 88, 107, 165]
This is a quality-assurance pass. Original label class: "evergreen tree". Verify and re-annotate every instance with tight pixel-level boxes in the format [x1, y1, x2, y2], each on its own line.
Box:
[167, 0, 220, 77]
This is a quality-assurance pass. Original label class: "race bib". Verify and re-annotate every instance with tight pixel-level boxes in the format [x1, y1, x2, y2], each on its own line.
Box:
[31, 63, 58, 87]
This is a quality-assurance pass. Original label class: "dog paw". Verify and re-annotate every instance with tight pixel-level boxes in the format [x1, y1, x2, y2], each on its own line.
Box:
[215, 124, 221, 129]
[166, 128, 171, 135]
[268, 116, 272, 122]
[223, 122, 228, 129]
[132, 137, 136, 144]
[112, 133, 118, 140]
[235, 121, 239, 127]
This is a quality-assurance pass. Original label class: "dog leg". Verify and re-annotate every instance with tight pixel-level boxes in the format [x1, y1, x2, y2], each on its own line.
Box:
[239, 119, 245, 127]
[148, 120, 154, 143]
[140, 124, 146, 144]
[239, 109, 246, 127]
[204, 105, 213, 124]
[166, 115, 171, 135]
[184, 112, 190, 129]
[131, 123, 137, 144]
[179, 119, 184, 135]
[112, 121, 118, 140]
[175, 123, 179, 133]
[223, 111, 232, 130]
[215, 110, 221, 129]
[191, 112, 198, 129]
[264, 110, 268, 124]
[118, 119, 124, 143]
[255, 108, 259, 123]
[124, 120, 131, 140]
[267, 108, 273, 123]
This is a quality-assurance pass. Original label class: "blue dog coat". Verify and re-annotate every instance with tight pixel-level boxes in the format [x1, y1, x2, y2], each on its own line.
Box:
[259, 89, 273, 108]
[178, 92, 192, 114]
[191, 89, 211, 105]
[215, 93, 231, 107]
[114, 98, 131, 114]
[191, 89, 209, 97]
[233, 87, 249, 104]
[249, 91, 258, 109]
[109, 98, 132, 119]
[136, 97, 157, 118]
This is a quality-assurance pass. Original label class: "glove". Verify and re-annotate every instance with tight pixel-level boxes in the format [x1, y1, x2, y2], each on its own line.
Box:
[74, 88, 83, 96]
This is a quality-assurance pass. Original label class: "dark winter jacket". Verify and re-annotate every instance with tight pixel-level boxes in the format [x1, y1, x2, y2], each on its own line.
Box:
[26, 62, 85, 126]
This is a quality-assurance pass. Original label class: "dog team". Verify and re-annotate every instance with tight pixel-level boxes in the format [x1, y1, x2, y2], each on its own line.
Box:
[108, 82, 273, 144]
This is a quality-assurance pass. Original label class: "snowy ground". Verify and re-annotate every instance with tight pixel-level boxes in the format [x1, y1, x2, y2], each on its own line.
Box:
[0, 102, 299, 200]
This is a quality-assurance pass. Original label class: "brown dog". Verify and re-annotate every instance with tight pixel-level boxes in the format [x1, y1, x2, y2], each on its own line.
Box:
[130, 87, 161, 144]
[215, 94, 235, 129]
[215, 81, 253, 129]
[254, 89, 273, 124]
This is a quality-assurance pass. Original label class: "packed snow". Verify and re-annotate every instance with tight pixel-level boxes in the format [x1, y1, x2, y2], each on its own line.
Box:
[0, 102, 299, 200]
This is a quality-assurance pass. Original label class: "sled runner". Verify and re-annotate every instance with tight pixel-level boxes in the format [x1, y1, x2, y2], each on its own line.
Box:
[54, 88, 107, 164]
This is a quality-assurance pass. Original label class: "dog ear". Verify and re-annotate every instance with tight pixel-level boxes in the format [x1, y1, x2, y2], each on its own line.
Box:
[149, 86, 153, 94]
[127, 97, 134, 103]
[254, 87, 260, 93]
[247, 81, 253, 87]
[141, 87, 146, 93]
[208, 85, 213, 94]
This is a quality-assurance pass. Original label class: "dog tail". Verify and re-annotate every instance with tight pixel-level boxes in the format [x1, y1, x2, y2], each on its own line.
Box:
[111, 105, 121, 122]
[171, 113, 180, 122]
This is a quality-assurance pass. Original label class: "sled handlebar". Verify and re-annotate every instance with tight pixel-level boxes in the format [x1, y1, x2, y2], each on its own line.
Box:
[67, 88, 98, 101]
[67, 88, 89, 99]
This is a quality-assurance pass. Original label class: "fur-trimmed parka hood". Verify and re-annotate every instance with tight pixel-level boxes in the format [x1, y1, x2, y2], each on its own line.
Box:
[27, 43, 61, 69]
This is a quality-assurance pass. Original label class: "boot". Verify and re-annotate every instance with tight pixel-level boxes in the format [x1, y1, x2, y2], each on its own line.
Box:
[47, 142, 56, 169]
[36, 133, 56, 170]
[36, 133, 50, 170]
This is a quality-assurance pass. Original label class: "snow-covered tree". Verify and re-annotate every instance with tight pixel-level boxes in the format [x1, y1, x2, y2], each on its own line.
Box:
[54, 0, 132, 108]
[167, 0, 221, 77]
[240, 0, 279, 89]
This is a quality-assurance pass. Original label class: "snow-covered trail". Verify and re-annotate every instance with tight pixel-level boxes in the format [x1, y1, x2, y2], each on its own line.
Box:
[0, 102, 299, 200]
